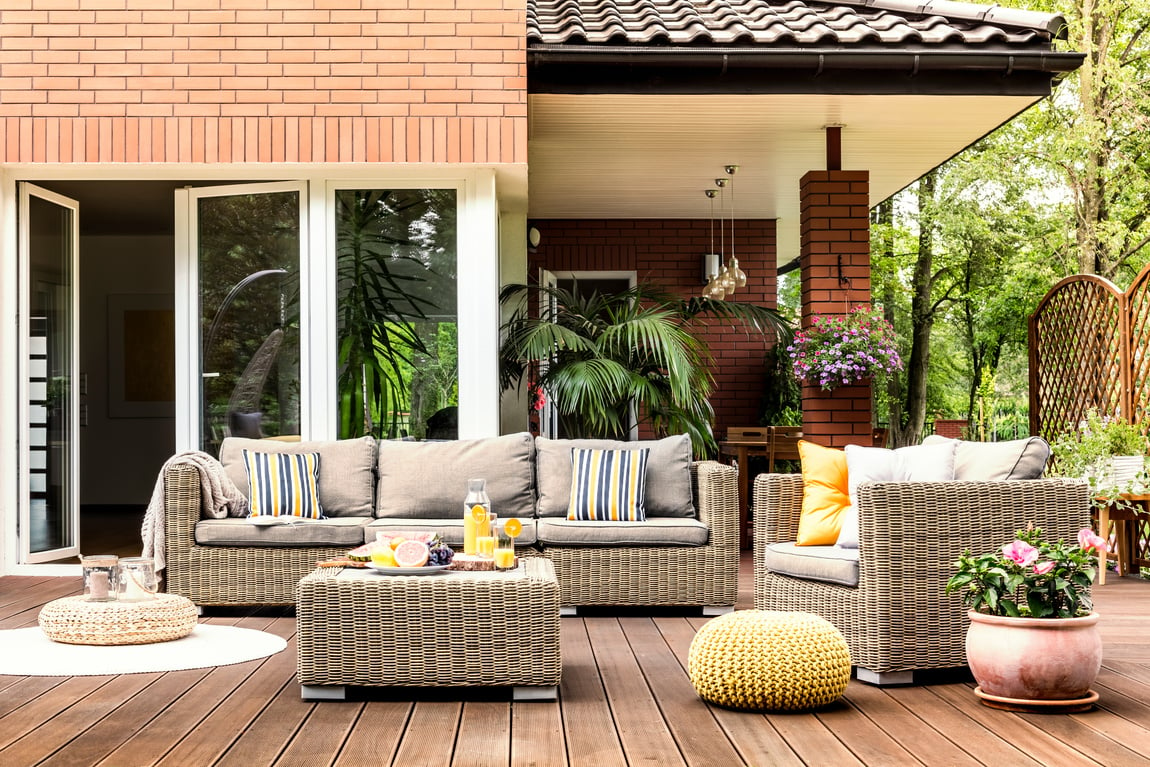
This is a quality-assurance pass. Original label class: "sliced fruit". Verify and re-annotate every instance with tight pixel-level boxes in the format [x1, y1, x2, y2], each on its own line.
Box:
[503, 518, 522, 538]
[371, 548, 397, 567]
[347, 542, 378, 562]
[470, 505, 488, 523]
[393, 539, 430, 567]
[388, 535, 407, 550]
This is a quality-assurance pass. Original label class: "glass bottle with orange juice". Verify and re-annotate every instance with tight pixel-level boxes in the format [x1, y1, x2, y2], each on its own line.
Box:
[463, 478, 490, 556]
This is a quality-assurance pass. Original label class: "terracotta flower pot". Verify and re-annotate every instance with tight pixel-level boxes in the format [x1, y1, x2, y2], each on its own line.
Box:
[965, 611, 1101, 712]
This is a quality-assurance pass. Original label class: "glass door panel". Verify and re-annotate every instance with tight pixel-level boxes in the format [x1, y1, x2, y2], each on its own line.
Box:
[334, 188, 458, 440]
[191, 183, 304, 454]
[19, 185, 80, 563]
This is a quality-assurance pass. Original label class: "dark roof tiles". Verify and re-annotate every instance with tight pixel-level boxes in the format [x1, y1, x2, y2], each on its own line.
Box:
[528, 0, 1065, 47]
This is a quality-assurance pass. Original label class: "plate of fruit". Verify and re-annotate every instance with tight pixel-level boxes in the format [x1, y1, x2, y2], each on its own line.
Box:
[347, 532, 455, 574]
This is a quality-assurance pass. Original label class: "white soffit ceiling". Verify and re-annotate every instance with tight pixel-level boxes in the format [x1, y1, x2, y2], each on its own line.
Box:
[527, 92, 1041, 266]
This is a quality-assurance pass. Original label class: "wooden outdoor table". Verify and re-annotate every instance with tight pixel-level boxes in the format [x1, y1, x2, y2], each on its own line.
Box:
[1094, 494, 1150, 584]
[719, 427, 801, 549]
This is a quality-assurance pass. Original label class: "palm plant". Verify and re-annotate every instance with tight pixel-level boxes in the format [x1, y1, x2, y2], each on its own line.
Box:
[499, 282, 792, 456]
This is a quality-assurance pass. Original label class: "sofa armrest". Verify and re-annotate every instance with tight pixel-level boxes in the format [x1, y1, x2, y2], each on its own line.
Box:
[854, 478, 1091, 602]
[752, 473, 803, 546]
[691, 460, 739, 547]
[164, 463, 202, 562]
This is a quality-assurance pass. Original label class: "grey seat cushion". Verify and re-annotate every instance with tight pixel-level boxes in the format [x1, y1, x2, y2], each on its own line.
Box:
[365, 517, 539, 547]
[764, 542, 860, 587]
[376, 432, 536, 519]
[219, 436, 377, 517]
[535, 434, 695, 518]
[194, 517, 369, 547]
[536, 517, 708, 547]
[921, 434, 1050, 480]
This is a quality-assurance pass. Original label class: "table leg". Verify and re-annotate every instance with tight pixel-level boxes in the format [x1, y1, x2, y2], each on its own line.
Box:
[1098, 505, 1109, 585]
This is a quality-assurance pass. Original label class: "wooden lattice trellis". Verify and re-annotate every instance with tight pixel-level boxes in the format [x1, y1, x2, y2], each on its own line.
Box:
[1030, 266, 1150, 571]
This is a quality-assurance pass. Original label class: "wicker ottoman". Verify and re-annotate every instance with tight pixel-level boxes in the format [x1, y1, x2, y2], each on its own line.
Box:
[688, 610, 851, 711]
[38, 593, 199, 646]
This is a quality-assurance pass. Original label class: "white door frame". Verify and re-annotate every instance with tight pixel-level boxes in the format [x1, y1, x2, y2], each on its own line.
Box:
[17, 184, 81, 567]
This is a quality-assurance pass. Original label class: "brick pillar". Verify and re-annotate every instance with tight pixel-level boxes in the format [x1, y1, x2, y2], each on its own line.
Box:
[799, 170, 872, 447]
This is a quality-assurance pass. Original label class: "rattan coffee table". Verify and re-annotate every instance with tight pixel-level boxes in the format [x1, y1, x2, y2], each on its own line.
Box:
[296, 557, 562, 701]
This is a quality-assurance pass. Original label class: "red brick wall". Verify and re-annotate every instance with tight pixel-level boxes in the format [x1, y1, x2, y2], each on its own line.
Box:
[0, 0, 526, 163]
[528, 218, 779, 448]
[798, 170, 873, 447]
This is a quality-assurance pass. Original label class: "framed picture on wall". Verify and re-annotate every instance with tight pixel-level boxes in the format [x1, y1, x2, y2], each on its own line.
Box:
[107, 293, 175, 418]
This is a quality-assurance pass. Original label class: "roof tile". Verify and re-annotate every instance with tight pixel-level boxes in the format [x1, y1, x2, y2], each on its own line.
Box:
[528, 0, 1064, 48]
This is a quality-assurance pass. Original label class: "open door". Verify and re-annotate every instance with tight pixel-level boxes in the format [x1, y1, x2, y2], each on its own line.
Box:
[176, 182, 307, 454]
[19, 184, 81, 564]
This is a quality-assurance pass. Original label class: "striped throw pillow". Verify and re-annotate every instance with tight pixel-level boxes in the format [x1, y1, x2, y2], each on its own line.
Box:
[567, 447, 650, 522]
[242, 450, 324, 519]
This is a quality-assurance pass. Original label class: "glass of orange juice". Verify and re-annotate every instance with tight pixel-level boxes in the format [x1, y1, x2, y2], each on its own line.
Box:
[477, 511, 497, 559]
[494, 524, 516, 570]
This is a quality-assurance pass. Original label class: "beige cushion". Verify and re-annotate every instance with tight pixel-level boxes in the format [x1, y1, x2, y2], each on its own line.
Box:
[365, 517, 539, 547]
[536, 435, 695, 518]
[375, 433, 535, 519]
[194, 517, 369, 547]
[219, 436, 376, 518]
[922, 435, 1051, 480]
[764, 542, 859, 587]
[536, 517, 708, 546]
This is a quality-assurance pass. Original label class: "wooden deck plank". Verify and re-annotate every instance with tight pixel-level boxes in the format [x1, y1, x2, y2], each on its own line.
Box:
[843, 682, 983, 767]
[331, 701, 413, 767]
[767, 706, 866, 766]
[95, 618, 291, 767]
[557, 618, 627, 767]
[928, 685, 1102, 767]
[880, 686, 1046, 767]
[275, 699, 363, 767]
[155, 627, 301, 767]
[656, 616, 804, 766]
[0, 675, 70, 718]
[0, 577, 78, 628]
[585, 616, 687, 766]
[1017, 708, 1150, 766]
[511, 696, 566, 767]
[0, 675, 116, 751]
[0, 673, 161, 764]
[452, 701, 511, 767]
[391, 701, 460, 767]
[817, 692, 927, 766]
[623, 616, 744, 766]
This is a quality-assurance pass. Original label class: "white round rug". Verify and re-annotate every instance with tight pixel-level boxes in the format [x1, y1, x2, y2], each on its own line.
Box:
[0, 624, 287, 676]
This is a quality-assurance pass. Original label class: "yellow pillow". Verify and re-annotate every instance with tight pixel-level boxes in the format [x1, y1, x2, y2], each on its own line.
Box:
[795, 440, 850, 546]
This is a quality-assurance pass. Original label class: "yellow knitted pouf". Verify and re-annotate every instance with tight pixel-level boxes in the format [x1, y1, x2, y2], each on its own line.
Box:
[688, 610, 851, 711]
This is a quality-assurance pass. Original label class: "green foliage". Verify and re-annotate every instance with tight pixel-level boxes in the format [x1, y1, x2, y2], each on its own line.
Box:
[946, 527, 1104, 618]
[499, 282, 791, 456]
[1049, 409, 1148, 504]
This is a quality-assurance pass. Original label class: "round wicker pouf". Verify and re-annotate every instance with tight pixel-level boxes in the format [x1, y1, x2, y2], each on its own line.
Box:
[688, 610, 852, 711]
[38, 593, 199, 646]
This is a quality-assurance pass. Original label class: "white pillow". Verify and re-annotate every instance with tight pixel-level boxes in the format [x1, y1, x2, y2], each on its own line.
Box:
[835, 442, 958, 548]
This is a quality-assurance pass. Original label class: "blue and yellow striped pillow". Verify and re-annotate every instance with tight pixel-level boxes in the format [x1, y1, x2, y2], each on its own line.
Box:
[567, 447, 650, 522]
[242, 450, 324, 519]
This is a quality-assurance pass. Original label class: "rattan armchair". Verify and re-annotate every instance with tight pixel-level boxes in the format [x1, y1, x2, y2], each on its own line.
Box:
[753, 474, 1090, 685]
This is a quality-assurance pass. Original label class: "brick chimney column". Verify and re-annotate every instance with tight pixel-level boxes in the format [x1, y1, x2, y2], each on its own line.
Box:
[799, 169, 872, 447]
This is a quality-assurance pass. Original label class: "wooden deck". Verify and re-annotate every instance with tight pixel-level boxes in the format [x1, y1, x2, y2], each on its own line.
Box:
[2, 556, 1149, 767]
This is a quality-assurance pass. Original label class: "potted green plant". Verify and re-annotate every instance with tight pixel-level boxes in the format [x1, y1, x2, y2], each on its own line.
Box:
[945, 527, 1108, 712]
[1050, 409, 1148, 503]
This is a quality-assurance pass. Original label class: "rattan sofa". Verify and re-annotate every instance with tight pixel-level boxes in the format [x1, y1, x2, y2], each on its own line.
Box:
[162, 436, 739, 613]
[753, 474, 1090, 685]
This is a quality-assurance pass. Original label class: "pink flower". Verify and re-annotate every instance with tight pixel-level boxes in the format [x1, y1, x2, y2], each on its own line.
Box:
[1002, 540, 1039, 567]
[1077, 528, 1108, 553]
[1033, 560, 1055, 575]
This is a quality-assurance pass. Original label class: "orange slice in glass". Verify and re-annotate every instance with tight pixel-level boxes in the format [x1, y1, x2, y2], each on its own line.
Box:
[470, 505, 488, 523]
[503, 518, 522, 538]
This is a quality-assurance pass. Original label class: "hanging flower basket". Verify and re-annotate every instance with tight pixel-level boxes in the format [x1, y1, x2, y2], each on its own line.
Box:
[787, 306, 902, 391]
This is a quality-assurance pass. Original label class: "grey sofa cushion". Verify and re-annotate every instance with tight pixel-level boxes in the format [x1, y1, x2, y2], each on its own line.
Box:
[194, 517, 369, 547]
[922, 434, 1051, 480]
[376, 432, 536, 519]
[365, 517, 539, 547]
[536, 517, 708, 547]
[535, 435, 695, 518]
[219, 436, 376, 518]
[764, 542, 859, 587]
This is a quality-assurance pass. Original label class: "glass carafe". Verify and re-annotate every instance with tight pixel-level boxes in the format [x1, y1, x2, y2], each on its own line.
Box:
[463, 478, 491, 556]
